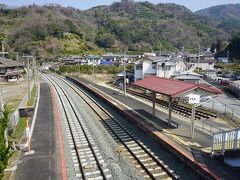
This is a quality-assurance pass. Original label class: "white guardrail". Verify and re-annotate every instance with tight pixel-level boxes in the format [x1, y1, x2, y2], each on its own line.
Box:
[4, 82, 34, 147]
[9, 82, 34, 128]
[211, 128, 240, 155]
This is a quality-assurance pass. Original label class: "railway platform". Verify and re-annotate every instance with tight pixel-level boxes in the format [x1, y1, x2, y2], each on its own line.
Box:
[70, 76, 240, 179]
[15, 83, 62, 180]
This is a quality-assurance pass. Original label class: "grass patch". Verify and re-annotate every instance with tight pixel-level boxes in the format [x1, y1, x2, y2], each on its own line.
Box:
[7, 93, 26, 114]
[2, 171, 11, 180]
[8, 117, 26, 146]
[9, 85, 37, 143]
[27, 85, 37, 107]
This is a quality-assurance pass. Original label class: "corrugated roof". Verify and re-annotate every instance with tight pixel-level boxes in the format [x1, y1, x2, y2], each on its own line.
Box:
[190, 58, 215, 64]
[100, 60, 114, 65]
[175, 75, 201, 80]
[0, 57, 25, 67]
[133, 76, 223, 97]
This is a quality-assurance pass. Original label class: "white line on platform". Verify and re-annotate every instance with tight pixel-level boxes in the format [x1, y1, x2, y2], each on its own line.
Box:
[29, 84, 40, 140]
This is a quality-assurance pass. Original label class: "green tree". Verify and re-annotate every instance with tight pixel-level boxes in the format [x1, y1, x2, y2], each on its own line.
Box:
[0, 32, 6, 51]
[64, 19, 82, 37]
[227, 31, 240, 60]
[210, 42, 216, 53]
[216, 39, 224, 53]
[0, 32, 6, 42]
[96, 33, 115, 48]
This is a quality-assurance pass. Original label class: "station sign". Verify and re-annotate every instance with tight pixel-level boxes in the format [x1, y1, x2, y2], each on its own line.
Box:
[19, 107, 35, 118]
[188, 94, 201, 104]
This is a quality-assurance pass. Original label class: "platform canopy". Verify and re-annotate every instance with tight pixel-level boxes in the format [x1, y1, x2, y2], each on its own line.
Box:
[133, 76, 223, 97]
[133, 76, 223, 127]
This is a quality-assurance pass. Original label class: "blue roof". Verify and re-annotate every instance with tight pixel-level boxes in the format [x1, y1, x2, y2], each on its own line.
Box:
[100, 60, 114, 65]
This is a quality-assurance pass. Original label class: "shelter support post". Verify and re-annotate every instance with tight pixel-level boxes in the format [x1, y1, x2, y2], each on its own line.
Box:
[152, 92, 156, 116]
[168, 96, 172, 126]
[190, 105, 195, 139]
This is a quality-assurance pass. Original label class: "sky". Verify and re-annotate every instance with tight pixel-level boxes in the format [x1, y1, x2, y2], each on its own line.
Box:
[1, 0, 240, 12]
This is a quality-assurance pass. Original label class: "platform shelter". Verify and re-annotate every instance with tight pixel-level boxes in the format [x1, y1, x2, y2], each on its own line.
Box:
[133, 76, 223, 127]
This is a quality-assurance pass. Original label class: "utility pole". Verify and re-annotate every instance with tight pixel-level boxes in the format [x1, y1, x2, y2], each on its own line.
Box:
[23, 55, 33, 100]
[27, 57, 31, 99]
[227, 50, 230, 73]
[197, 45, 200, 73]
[123, 52, 127, 97]
[190, 105, 196, 139]
[160, 44, 162, 56]
[33, 58, 36, 85]
[78, 62, 80, 78]
[17, 53, 19, 81]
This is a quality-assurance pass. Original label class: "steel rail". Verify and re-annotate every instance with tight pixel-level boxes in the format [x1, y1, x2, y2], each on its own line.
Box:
[44, 73, 108, 180]
[56, 75, 179, 180]
[43, 73, 87, 180]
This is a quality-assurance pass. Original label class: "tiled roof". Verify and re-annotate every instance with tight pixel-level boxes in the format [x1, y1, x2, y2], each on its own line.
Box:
[0, 57, 25, 68]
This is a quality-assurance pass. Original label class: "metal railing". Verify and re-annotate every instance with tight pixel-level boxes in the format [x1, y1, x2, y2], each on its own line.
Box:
[211, 128, 240, 155]
[198, 121, 224, 136]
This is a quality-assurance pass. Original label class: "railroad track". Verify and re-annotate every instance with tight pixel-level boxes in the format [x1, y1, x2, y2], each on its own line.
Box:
[44, 74, 112, 180]
[53, 74, 179, 180]
[126, 88, 217, 120]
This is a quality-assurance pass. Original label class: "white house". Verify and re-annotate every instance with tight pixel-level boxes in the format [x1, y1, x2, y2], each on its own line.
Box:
[86, 55, 101, 65]
[188, 58, 215, 71]
[134, 56, 186, 81]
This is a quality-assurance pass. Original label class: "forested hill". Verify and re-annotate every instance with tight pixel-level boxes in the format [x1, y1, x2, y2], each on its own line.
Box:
[0, 2, 231, 60]
[196, 4, 240, 35]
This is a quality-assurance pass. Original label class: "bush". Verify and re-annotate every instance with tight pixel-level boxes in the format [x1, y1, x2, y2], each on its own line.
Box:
[0, 107, 10, 178]
[59, 64, 134, 75]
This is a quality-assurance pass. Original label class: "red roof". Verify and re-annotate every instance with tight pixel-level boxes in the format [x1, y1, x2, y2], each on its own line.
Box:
[133, 76, 223, 97]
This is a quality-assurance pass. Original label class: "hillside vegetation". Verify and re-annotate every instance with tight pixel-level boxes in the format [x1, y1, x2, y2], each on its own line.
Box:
[196, 4, 240, 35]
[0, 2, 232, 60]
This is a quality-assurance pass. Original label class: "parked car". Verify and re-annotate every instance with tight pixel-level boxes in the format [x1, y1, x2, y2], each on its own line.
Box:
[220, 79, 230, 86]
[8, 77, 17, 83]
[232, 74, 240, 80]
[200, 95, 212, 102]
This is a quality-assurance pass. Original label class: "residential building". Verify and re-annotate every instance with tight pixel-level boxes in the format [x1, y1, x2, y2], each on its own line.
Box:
[188, 58, 215, 71]
[134, 55, 186, 81]
[0, 57, 25, 82]
[102, 53, 118, 61]
[86, 55, 101, 65]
